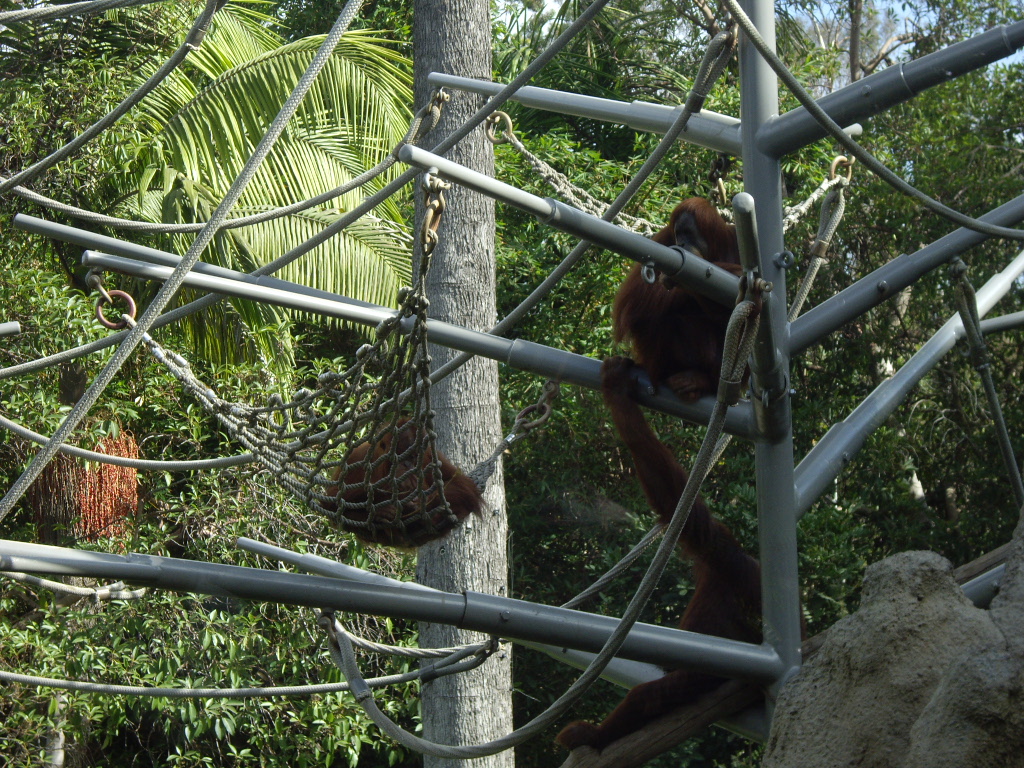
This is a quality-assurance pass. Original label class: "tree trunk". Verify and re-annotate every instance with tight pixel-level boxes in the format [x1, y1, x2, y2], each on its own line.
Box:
[413, 2, 513, 766]
[848, 0, 863, 81]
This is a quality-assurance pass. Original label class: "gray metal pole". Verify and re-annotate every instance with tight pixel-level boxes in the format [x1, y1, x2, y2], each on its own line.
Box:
[15, 214, 383, 309]
[426, 72, 744, 155]
[793, 248, 1024, 516]
[790, 193, 1024, 356]
[0, 322, 21, 338]
[981, 310, 1024, 336]
[758, 20, 1024, 157]
[399, 145, 741, 307]
[0, 539, 784, 680]
[739, 0, 803, 707]
[80, 250, 758, 436]
[235, 537, 669, 690]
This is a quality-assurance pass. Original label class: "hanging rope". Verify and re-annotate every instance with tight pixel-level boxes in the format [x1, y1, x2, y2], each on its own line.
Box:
[11, 91, 449, 234]
[317, 287, 763, 760]
[788, 156, 853, 321]
[950, 259, 1024, 506]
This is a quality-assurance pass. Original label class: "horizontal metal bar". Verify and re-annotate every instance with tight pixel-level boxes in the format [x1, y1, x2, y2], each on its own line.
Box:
[793, 248, 1024, 516]
[980, 311, 1024, 337]
[0, 539, 785, 681]
[790, 192, 1024, 356]
[15, 214, 382, 310]
[236, 537, 667, 689]
[961, 564, 1004, 609]
[759, 21, 1024, 157]
[0, 321, 21, 337]
[81, 250, 758, 437]
[399, 145, 741, 308]
[428, 72, 744, 155]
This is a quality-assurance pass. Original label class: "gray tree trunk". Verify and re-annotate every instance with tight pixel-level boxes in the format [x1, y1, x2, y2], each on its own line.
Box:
[413, 2, 513, 766]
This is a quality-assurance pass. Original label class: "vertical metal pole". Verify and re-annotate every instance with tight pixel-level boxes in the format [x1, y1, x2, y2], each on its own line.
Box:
[738, 0, 803, 708]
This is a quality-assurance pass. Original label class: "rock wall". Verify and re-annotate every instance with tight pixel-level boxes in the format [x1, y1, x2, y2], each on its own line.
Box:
[762, 519, 1024, 768]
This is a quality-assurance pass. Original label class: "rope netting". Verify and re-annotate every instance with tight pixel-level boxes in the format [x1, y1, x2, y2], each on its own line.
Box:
[4, 0, 1023, 760]
[106, 250, 481, 548]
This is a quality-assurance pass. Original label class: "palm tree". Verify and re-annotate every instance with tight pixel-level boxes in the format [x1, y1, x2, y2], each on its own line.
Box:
[116, 2, 413, 368]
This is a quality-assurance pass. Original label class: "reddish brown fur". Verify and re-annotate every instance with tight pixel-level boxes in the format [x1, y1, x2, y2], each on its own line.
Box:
[324, 420, 483, 548]
[555, 356, 761, 752]
[612, 198, 743, 401]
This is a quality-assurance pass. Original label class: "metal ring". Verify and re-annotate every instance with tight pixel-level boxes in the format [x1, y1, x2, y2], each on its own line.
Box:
[641, 263, 658, 284]
[485, 111, 515, 145]
[830, 155, 855, 183]
[95, 290, 137, 330]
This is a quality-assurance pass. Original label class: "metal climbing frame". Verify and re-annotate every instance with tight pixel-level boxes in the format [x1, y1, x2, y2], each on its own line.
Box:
[5, 0, 1024, 744]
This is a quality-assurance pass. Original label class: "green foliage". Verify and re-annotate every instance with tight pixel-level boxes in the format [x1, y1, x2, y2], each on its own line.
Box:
[107, 5, 415, 372]
[2, 0, 1024, 766]
[0, 253, 421, 767]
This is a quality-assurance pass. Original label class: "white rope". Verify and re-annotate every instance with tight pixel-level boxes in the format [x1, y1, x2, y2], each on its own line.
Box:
[0, 0, 162, 23]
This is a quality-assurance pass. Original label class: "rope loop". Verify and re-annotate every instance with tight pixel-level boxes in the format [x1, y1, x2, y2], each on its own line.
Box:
[485, 111, 515, 145]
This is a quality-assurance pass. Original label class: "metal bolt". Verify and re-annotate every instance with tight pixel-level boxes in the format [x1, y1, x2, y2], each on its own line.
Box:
[877, 280, 888, 293]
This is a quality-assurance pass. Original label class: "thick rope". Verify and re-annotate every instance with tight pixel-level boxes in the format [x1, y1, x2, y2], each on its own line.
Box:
[0, 0, 161, 23]
[11, 96, 445, 233]
[0, 411, 253, 470]
[320, 297, 761, 760]
[0, 0, 224, 196]
[0, 0, 366, 523]
[721, 0, 1024, 242]
[0, 572, 146, 600]
[0, 639, 485, 699]
[951, 260, 1024, 506]
[788, 176, 848, 321]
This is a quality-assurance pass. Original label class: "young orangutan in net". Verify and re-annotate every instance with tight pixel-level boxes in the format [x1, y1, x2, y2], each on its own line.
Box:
[323, 419, 483, 548]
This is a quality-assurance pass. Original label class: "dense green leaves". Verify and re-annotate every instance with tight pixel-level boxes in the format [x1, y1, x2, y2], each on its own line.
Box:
[2, 0, 1024, 766]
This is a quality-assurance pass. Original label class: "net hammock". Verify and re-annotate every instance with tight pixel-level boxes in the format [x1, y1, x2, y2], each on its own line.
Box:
[127, 242, 490, 548]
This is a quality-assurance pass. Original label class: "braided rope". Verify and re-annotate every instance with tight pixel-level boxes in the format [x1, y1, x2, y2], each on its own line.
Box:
[788, 171, 850, 321]
[0, 0, 224, 196]
[0, 0, 161, 23]
[321, 295, 762, 759]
